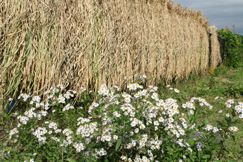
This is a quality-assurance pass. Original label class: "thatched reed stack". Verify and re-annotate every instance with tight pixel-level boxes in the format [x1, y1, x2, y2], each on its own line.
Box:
[0, 0, 221, 113]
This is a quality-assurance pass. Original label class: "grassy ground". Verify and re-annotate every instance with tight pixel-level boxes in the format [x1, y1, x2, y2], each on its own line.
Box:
[0, 45, 243, 161]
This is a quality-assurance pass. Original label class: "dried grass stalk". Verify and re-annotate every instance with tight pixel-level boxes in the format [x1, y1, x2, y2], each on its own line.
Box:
[0, 0, 218, 113]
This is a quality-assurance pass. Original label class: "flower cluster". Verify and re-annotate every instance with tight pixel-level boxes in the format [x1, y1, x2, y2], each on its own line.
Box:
[1, 77, 243, 162]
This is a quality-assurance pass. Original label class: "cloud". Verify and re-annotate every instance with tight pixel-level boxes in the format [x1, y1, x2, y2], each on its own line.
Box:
[173, 0, 243, 35]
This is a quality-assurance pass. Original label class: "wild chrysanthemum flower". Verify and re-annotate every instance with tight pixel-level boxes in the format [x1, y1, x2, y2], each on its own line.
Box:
[188, 147, 193, 153]
[239, 114, 243, 118]
[213, 127, 219, 133]
[190, 110, 194, 115]
[226, 104, 231, 108]
[174, 88, 180, 94]
[105, 135, 111, 141]
[229, 126, 238, 132]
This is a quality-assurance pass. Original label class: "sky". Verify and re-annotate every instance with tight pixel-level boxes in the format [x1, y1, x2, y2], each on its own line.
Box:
[172, 0, 243, 36]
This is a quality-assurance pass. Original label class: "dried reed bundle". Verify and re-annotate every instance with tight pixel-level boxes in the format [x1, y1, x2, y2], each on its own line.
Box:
[0, 0, 219, 113]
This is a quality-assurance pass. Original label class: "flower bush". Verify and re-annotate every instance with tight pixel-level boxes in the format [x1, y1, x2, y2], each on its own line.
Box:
[0, 74, 242, 162]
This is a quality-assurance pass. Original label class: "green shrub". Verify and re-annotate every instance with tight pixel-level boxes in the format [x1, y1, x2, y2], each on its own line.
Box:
[217, 29, 242, 69]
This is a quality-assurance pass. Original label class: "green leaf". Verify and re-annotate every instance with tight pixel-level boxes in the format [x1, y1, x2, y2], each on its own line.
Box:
[5, 113, 13, 121]
[166, 146, 173, 152]
[92, 113, 97, 117]
[119, 93, 123, 103]
[78, 112, 84, 117]
[66, 158, 76, 162]
[173, 152, 179, 159]
[205, 119, 209, 125]
[202, 154, 210, 159]
[79, 99, 85, 103]
[99, 106, 103, 114]
[211, 150, 217, 159]
[4, 147, 13, 152]
[0, 122, 6, 125]
[109, 126, 120, 131]
[174, 148, 184, 152]
[187, 138, 195, 146]
[85, 103, 91, 109]
[115, 138, 122, 151]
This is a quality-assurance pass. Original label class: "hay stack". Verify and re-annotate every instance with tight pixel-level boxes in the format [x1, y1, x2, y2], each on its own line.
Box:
[0, 0, 220, 113]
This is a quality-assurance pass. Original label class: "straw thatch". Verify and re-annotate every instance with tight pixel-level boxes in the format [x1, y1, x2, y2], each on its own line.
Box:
[208, 25, 222, 69]
[0, 0, 221, 113]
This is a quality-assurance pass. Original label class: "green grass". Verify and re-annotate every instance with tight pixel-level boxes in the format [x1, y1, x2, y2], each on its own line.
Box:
[0, 46, 243, 162]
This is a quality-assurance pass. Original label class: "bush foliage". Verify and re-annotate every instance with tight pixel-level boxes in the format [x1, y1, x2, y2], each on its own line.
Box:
[217, 29, 242, 69]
